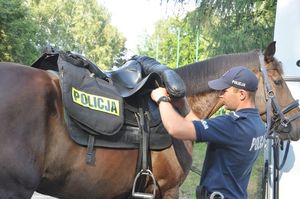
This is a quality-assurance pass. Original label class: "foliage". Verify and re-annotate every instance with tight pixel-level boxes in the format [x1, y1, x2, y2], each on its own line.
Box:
[143, 0, 276, 66]
[189, 0, 277, 56]
[27, 0, 126, 69]
[138, 17, 208, 68]
[0, 0, 126, 68]
[0, 0, 39, 64]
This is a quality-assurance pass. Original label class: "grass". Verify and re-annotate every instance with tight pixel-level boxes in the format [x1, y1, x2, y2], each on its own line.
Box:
[179, 143, 207, 198]
[179, 143, 265, 199]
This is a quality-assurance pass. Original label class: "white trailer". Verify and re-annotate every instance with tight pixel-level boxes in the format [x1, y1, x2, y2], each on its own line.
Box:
[265, 0, 300, 198]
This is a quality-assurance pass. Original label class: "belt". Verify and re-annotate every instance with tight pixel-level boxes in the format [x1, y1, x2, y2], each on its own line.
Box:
[208, 191, 224, 199]
[196, 185, 224, 199]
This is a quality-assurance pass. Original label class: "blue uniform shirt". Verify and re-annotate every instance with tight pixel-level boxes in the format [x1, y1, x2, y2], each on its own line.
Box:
[193, 108, 265, 199]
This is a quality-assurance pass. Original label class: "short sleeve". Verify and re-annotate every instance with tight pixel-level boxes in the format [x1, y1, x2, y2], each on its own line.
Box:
[192, 115, 236, 144]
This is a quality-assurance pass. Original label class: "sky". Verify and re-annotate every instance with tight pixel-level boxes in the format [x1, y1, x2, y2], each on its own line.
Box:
[97, 0, 196, 56]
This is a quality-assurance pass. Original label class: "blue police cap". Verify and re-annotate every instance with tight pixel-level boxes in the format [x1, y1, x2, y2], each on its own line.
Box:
[208, 66, 258, 91]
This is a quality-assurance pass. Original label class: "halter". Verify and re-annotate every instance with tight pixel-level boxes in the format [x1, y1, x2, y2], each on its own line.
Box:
[259, 52, 300, 199]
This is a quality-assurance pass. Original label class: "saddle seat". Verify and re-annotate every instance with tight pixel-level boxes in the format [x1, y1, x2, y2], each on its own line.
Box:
[106, 60, 143, 97]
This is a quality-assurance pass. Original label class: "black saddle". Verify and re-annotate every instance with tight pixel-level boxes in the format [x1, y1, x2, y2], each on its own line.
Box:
[32, 49, 161, 98]
[31, 51, 172, 152]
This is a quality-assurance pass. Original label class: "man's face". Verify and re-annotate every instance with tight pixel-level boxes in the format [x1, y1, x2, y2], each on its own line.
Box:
[219, 86, 240, 111]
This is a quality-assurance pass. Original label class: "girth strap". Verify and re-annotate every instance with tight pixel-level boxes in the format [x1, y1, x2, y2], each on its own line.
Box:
[140, 108, 150, 170]
[86, 135, 96, 165]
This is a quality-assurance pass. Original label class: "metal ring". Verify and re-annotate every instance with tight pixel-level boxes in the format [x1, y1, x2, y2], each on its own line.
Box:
[132, 169, 157, 199]
[209, 191, 224, 199]
[267, 90, 275, 97]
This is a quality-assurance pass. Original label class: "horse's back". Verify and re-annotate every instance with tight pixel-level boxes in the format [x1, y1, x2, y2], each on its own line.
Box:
[0, 62, 193, 199]
[0, 62, 60, 198]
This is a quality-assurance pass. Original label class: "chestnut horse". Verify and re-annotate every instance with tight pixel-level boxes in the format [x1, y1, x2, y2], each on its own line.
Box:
[0, 42, 299, 199]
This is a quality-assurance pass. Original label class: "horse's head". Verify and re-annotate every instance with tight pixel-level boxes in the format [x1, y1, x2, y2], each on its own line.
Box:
[255, 41, 300, 141]
[176, 41, 300, 141]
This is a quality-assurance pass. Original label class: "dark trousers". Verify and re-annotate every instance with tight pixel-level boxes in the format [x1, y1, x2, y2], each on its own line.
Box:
[196, 185, 224, 199]
[196, 185, 208, 199]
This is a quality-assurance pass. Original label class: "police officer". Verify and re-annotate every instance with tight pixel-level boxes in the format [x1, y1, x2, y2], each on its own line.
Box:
[151, 66, 265, 199]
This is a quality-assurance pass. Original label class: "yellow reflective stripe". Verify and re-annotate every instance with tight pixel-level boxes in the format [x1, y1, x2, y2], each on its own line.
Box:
[72, 87, 120, 116]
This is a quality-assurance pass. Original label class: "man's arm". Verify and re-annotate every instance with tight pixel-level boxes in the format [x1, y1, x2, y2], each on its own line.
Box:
[151, 87, 197, 141]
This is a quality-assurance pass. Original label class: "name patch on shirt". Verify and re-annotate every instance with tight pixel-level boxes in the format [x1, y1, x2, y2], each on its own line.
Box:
[249, 135, 265, 151]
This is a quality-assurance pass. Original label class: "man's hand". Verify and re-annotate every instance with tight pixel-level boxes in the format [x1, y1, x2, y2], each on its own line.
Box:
[151, 87, 169, 103]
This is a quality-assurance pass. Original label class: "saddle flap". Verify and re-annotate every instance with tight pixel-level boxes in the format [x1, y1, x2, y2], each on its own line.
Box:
[58, 52, 124, 136]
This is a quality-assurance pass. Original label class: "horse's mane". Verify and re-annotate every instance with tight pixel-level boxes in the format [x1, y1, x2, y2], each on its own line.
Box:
[175, 50, 282, 96]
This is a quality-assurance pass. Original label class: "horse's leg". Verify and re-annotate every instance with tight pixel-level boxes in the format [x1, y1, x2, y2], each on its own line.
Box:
[149, 140, 193, 199]
[161, 186, 180, 199]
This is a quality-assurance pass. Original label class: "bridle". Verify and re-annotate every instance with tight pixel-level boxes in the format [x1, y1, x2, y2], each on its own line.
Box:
[259, 52, 300, 167]
[259, 52, 300, 199]
[259, 52, 300, 142]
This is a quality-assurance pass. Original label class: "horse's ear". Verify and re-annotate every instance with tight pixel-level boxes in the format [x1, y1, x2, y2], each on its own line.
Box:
[264, 41, 276, 63]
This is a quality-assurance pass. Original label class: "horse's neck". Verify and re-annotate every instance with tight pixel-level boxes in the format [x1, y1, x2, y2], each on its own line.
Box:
[187, 92, 222, 119]
[176, 52, 259, 94]
[176, 52, 260, 119]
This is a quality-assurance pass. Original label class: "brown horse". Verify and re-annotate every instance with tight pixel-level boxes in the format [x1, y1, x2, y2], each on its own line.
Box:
[0, 41, 299, 199]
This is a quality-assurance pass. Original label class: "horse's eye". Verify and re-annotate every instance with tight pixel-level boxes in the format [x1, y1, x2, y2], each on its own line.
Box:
[274, 79, 283, 85]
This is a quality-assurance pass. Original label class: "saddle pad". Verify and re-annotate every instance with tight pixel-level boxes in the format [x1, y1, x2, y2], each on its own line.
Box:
[58, 53, 124, 136]
[65, 112, 173, 150]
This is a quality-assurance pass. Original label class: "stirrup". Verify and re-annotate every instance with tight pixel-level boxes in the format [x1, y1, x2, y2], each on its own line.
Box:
[132, 169, 157, 199]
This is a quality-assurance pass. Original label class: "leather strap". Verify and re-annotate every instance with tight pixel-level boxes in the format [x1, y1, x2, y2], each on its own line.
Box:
[86, 135, 96, 165]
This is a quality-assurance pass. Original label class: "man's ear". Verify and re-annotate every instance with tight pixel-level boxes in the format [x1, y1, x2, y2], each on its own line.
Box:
[239, 90, 246, 101]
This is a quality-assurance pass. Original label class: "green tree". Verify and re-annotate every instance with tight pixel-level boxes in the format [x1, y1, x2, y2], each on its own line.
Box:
[138, 17, 206, 68]
[183, 0, 276, 56]
[0, 0, 39, 64]
[28, 0, 126, 69]
[144, 0, 276, 64]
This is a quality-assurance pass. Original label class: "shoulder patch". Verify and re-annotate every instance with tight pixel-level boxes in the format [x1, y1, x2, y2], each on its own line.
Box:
[229, 111, 247, 120]
[229, 112, 240, 120]
[200, 120, 209, 130]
